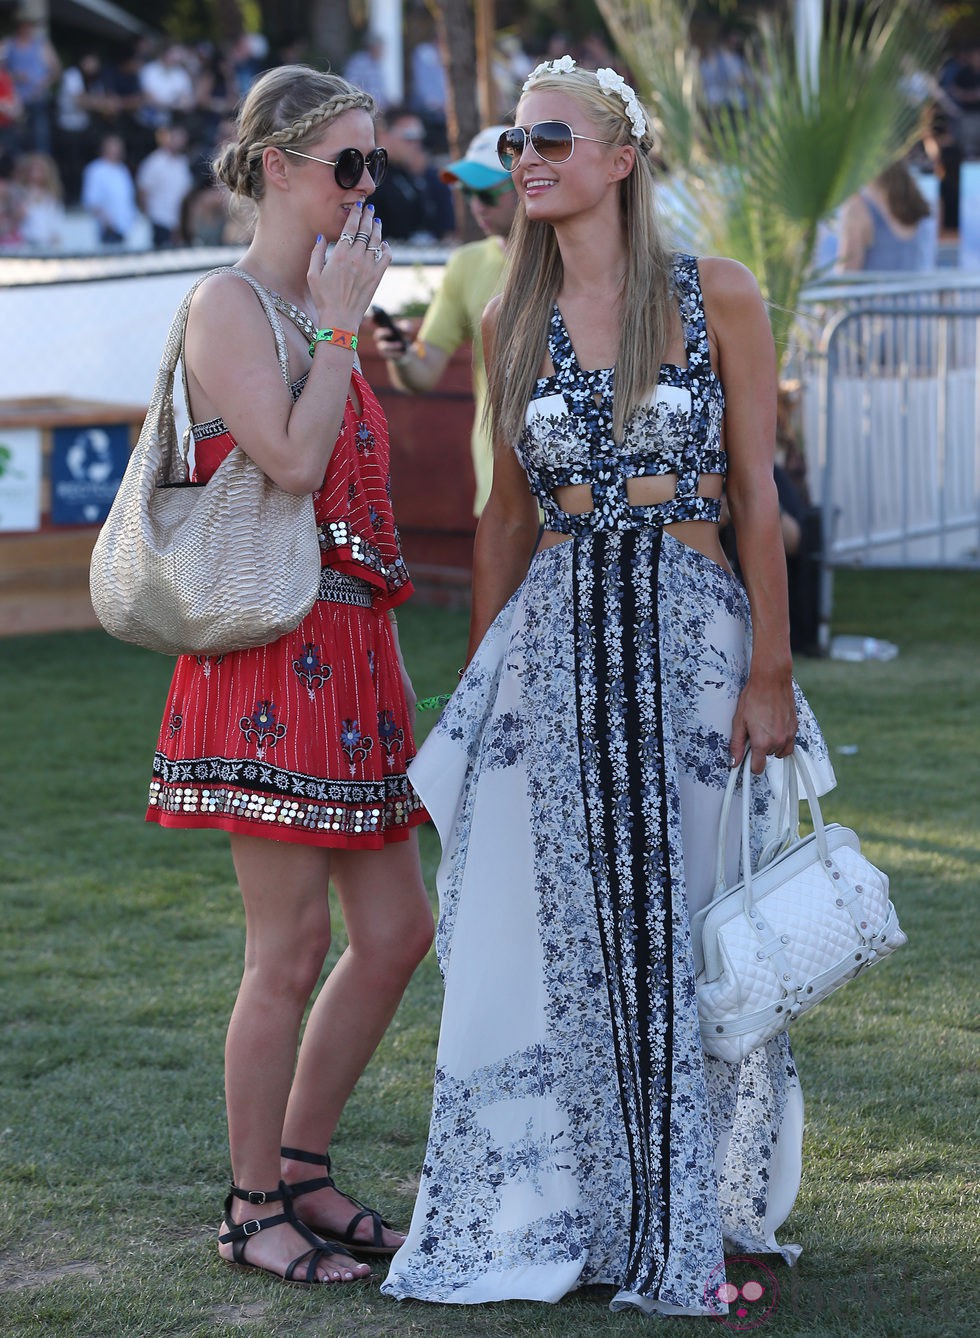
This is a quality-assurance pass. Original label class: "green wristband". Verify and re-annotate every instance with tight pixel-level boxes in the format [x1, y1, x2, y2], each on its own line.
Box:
[309, 327, 358, 356]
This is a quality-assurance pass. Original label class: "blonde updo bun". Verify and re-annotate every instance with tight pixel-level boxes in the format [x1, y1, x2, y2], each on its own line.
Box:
[213, 64, 377, 203]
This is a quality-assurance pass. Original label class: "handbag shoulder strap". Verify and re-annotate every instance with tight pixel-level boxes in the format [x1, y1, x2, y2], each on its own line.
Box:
[145, 268, 295, 485]
[176, 267, 292, 432]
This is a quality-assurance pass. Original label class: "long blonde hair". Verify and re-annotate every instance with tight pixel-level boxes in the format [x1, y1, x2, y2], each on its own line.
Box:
[488, 66, 674, 447]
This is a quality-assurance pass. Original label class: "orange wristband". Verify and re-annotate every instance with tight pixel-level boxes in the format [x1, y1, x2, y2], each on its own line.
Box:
[309, 327, 358, 356]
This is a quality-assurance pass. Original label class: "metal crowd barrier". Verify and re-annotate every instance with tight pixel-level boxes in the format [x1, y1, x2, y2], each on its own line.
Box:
[801, 292, 980, 649]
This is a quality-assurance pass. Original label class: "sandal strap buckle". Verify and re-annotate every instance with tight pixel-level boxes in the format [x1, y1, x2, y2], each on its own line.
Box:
[246, 1190, 268, 1204]
[241, 1218, 262, 1236]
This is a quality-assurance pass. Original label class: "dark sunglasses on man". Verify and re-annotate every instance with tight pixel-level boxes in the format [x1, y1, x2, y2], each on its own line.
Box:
[284, 145, 389, 190]
[459, 182, 514, 206]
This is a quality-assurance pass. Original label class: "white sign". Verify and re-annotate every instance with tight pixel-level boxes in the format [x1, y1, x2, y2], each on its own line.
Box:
[0, 426, 43, 532]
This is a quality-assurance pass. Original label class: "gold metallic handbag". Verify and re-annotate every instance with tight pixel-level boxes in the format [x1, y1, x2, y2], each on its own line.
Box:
[89, 268, 321, 656]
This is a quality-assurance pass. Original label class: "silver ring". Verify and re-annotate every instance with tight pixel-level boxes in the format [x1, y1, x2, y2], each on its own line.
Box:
[340, 232, 356, 247]
[371, 245, 384, 262]
[353, 231, 372, 244]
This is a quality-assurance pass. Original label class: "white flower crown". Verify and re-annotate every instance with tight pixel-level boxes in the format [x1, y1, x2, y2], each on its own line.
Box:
[521, 57, 648, 143]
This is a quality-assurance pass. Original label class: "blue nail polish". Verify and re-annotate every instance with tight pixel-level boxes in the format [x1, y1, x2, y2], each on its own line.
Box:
[316, 233, 322, 243]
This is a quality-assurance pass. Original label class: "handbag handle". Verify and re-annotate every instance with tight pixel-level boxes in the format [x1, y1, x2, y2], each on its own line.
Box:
[143, 267, 293, 487]
[712, 752, 799, 894]
[713, 751, 830, 915]
[176, 268, 292, 459]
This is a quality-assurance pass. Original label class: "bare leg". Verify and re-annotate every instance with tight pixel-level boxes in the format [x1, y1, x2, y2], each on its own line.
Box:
[219, 833, 370, 1283]
[282, 831, 433, 1247]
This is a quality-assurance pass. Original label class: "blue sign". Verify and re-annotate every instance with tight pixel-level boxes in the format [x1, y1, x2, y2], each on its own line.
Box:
[50, 423, 132, 525]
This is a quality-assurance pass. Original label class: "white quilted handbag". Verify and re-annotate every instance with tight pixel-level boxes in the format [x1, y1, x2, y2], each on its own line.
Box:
[694, 751, 906, 1063]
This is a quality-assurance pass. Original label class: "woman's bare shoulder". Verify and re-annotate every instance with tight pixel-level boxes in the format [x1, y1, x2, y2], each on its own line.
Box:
[187, 267, 264, 323]
[696, 255, 765, 309]
[482, 291, 503, 331]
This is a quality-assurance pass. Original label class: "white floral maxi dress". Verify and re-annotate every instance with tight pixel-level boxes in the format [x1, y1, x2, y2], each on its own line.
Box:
[382, 256, 835, 1318]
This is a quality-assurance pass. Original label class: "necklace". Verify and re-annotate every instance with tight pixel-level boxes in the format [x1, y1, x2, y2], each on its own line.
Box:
[269, 291, 318, 343]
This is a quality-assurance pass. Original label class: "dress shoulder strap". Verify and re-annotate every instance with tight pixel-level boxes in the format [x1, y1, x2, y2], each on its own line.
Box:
[671, 252, 710, 365]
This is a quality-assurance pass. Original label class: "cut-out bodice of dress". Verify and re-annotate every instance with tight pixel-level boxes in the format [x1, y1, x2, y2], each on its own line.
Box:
[515, 253, 726, 535]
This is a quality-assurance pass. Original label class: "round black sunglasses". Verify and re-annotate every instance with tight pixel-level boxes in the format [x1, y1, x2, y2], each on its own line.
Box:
[284, 145, 388, 190]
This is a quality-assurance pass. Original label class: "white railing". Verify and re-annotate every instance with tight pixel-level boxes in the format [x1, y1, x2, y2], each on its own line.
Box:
[0, 246, 449, 410]
[798, 273, 980, 646]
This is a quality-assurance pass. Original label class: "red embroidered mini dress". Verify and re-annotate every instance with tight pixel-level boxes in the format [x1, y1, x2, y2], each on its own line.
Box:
[147, 364, 426, 849]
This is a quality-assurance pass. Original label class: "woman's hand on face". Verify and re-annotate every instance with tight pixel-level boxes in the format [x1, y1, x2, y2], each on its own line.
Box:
[307, 202, 390, 332]
[729, 674, 798, 775]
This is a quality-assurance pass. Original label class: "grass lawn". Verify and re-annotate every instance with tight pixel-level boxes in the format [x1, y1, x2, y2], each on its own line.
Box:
[0, 569, 977, 1337]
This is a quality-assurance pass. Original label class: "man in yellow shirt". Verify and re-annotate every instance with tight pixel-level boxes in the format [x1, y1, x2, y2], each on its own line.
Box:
[372, 125, 518, 515]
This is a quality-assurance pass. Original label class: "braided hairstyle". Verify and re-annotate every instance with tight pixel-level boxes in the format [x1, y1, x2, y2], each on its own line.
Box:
[214, 65, 376, 203]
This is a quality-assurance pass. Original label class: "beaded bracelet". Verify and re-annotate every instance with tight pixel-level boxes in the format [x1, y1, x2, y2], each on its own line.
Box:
[309, 327, 358, 356]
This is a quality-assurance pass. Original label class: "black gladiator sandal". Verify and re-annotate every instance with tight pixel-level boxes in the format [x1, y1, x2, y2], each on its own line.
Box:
[281, 1147, 401, 1257]
[218, 1180, 369, 1284]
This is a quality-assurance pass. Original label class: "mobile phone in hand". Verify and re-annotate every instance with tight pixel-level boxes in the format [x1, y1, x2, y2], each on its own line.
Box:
[371, 305, 407, 353]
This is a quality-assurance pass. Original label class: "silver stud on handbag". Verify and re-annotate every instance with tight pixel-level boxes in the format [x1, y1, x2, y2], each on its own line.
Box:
[694, 750, 907, 1063]
[89, 267, 322, 657]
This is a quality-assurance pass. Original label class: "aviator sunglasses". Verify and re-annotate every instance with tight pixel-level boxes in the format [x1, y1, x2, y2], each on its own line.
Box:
[496, 121, 616, 172]
[284, 144, 388, 190]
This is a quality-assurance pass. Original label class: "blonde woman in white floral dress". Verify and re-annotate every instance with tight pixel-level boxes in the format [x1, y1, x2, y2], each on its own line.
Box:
[382, 60, 835, 1319]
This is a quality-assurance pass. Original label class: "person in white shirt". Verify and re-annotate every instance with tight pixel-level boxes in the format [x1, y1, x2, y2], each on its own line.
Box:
[139, 43, 194, 129]
[81, 133, 137, 244]
[136, 123, 192, 247]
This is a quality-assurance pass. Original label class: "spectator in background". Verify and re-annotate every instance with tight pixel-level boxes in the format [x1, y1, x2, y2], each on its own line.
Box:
[700, 30, 751, 125]
[720, 463, 821, 656]
[228, 32, 267, 98]
[0, 178, 25, 246]
[137, 122, 193, 247]
[105, 48, 153, 162]
[10, 150, 64, 248]
[493, 35, 533, 117]
[408, 39, 447, 151]
[81, 132, 137, 245]
[371, 107, 454, 242]
[190, 42, 238, 145]
[946, 45, 980, 160]
[139, 42, 194, 131]
[837, 160, 932, 272]
[0, 46, 22, 176]
[373, 125, 517, 515]
[181, 115, 251, 247]
[55, 52, 111, 203]
[4, 14, 60, 155]
[344, 32, 391, 113]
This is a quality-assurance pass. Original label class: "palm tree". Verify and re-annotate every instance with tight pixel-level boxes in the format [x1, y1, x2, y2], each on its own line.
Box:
[596, 0, 944, 369]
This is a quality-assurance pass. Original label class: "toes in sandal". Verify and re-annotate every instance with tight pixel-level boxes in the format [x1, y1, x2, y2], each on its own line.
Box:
[218, 1180, 369, 1285]
[281, 1146, 401, 1257]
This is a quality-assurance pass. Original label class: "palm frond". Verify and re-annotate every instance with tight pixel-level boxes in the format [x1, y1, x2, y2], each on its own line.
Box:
[598, 0, 945, 369]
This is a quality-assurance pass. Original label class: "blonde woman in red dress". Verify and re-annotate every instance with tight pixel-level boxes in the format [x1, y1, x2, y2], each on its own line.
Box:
[146, 65, 433, 1286]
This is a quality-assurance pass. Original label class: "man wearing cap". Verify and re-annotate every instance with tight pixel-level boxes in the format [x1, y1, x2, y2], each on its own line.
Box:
[373, 125, 518, 515]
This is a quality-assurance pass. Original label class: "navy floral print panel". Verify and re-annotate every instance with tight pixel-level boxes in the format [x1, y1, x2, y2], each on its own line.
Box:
[515, 253, 726, 535]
